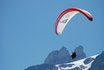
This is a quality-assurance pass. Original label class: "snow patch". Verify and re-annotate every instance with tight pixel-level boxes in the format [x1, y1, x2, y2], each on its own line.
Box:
[56, 54, 98, 70]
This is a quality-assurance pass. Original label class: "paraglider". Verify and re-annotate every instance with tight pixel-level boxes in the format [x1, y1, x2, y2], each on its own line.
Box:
[55, 8, 93, 35]
[71, 52, 77, 59]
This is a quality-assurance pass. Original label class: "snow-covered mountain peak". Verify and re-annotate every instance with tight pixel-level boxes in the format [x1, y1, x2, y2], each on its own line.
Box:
[56, 54, 99, 70]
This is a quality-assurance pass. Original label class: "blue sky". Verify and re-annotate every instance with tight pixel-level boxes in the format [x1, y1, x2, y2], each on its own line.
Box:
[0, 0, 104, 70]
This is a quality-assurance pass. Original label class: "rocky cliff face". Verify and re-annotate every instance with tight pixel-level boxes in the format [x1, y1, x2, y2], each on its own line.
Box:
[89, 51, 104, 70]
[72, 45, 86, 61]
[44, 46, 71, 65]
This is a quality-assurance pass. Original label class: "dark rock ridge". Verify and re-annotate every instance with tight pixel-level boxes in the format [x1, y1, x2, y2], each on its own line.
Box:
[84, 57, 94, 64]
[89, 51, 104, 70]
[80, 65, 87, 69]
[59, 64, 74, 68]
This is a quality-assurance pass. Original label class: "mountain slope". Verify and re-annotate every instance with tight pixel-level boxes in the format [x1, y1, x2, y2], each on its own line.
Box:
[89, 51, 104, 70]
[56, 55, 98, 70]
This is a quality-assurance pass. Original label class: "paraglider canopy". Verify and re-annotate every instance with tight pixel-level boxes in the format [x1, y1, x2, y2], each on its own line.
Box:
[55, 8, 93, 35]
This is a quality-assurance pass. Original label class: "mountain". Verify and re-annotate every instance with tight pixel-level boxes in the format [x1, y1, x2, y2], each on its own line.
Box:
[44, 46, 71, 65]
[25, 46, 87, 70]
[25, 46, 104, 70]
[89, 51, 104, 70]
[56, 51, 104, 70]
[56, 54, 98, 70]
[72, 45, 86, 62]
[44, 46, 86, 65]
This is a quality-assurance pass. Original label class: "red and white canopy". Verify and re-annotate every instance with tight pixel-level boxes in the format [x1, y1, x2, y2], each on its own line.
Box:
[55, 8, 93, 35]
